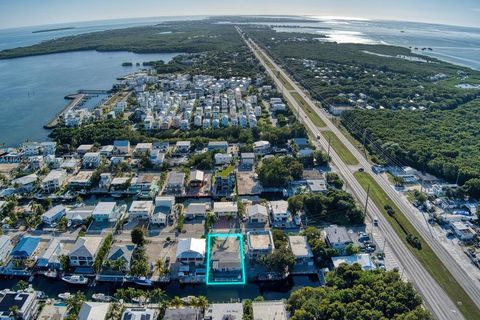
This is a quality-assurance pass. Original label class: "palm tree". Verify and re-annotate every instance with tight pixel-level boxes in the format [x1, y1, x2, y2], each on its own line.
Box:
[155, 259, 168, 276]
[169, 296, 184, 308]
[113, 258, 127, 273]
[9, 306, 19, 320]
[190, 295, 209, 310]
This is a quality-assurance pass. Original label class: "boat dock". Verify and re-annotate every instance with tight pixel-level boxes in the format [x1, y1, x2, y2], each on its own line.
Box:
[44, 93, 85, 129]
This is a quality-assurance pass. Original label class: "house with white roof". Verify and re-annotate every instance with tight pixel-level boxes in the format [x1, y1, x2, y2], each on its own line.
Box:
[68, 236, 103, 267]
[41, 169, 67, 193]
[77, 302, 110, 320]
[213, 202, 238, 217]
[288, 235, 314, 265]
[11, 174, 38, 193]
[0, 235, 13, 264]
[205, 303, 243, 320]
[128, 201, 154, 221]
[176, 238, 206, 265]
[253, 140, 270, 155]
[269, 200, 291, 225]
[252, 301, 288, 320]
[92, 202, 120, 223]
[214, 153, 233, 165]
[82, 152, 102, 168]
[247, 204, 268, 224]
[41, 205, 66, 226]
[121, 307, 157, 320]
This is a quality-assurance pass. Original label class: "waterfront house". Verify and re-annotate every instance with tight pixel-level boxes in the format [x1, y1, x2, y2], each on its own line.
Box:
[92, 202, 120, 223]
[28, 155, 45, 171]
[332, 253, 375, 271]
[240, 152, 255, 167]
[77, 302, 110, 320]
[68, 236, 103, 268]
[153, 141, 170, 152]
[0, 235, 13, 265]
[247, 204, 268, 224]
[36, 238, 64, 270]
[213, 201, 238, 217]
[176, 238, 206, 265]
[100, 145, 114, 157]
[269, 200, 291, 225]
[0, 290, 39, 320]
[185, 202, 207, 219]
[82, 152, 102, 168]
[175, 141, 191, 154]
[128, 201, 154, 221]
[252, 301, 288, 320]
[130, 174, 159, 196]
[106, 244, 135, 272]
[99, 173, 112, 189]
[40, 141, 57, 155]
[213, 169, 236, 198]
[76, 144, 95, 156]
[41, 169, 67, 193]
[247, 230, 274, 259]
[189, 170, 205, 187]
[69, 170, 94, 189]
[11, 174, 38, 193]
[121, 307, 157, 320]
[114, 140, 131, 155]
[60, 158, 80, 173]
[152, 196, 175, 225]
[22, 142, 41, 156]
[208, 141, 228, 152]
[288, 235, 314, 265]
[11, 236, 41, 260]
[253, 140, 271, 155]
[41, 204, 66, 226]
[325, 225, 353, 252]
[110, 177, 131, 192]
[204, 303, 243, 320]
[163, 307, 203, 320]
[165, 172, 185, 194]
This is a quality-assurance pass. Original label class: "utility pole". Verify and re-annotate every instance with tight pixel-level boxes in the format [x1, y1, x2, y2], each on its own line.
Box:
[455, 170, 461, 185]
[362, 129, 367, 158]
[364, 185, 370, 215]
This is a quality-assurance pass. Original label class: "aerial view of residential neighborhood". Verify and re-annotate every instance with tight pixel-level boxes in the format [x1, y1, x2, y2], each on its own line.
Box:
[0, 2, 480, 320]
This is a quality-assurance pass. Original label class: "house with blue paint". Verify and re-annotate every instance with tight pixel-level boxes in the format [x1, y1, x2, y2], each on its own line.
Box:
[11, 237, 41, 260]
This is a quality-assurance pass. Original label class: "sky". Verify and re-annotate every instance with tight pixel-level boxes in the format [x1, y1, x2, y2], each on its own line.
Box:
[0, 0, 479, 29]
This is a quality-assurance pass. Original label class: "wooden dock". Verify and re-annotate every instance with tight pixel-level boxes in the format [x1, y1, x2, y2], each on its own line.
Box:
[44, 93, 85, 129]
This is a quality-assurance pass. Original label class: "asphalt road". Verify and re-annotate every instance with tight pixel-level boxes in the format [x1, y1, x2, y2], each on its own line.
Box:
[237, 26, 473, 320]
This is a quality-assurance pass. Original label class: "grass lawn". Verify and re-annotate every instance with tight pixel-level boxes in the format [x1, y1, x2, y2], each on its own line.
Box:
[354, 171, 480, 319]
[322, 131, 359, 165]
[290, 92, 326, 127]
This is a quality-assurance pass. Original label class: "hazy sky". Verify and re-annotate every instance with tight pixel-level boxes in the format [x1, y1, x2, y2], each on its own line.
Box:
[1, 0, 479, 29]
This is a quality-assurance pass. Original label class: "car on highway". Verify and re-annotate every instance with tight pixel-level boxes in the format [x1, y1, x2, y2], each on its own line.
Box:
[358, 167, 365, 172]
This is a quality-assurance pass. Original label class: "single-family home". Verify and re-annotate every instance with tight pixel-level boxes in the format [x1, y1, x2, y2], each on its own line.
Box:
[189, 170, 205, 187]
[40, 141, 57, 155]
[163, 307, 203, 320]
[41, 169, 67, 193]
[175, 141, 191, 154]
[121, 307, 157, 320]
[269, 200, 291, 225]
[452, 221, 476, 241]
[152, 196, 175, 225]
[288, 236, 314, 265]
[0, 235, 13, 264]
[247, 204, 268, 224]
[99, 145, 114, 157]
[0, 290, 39, 320]
[28, 155, 45, 171]
[240, 153, 255, 167]
[114, 140, 131, 155]
[77, 302, 110, 320]
[92, 202, 121, 223]
[247, 231, 274, 259]
[213, 202, 238, 217]
[41, 205, 66, 226]
[36, 238, 63, 270]
[11, 174, 38, 193]
[165, 172, 185, 194]
[149, 149, 166, 166]
[76, 144, 94, 156]
[82, 152, 102, 168]
[68, 236, 103, 268]
[205, 303, 243, 320]
[253, 140, 270, 155]
[332, 253, 375, 271]
[214, 153, 233, 165]
[128, 201, 154, 221]
[106, 244, 135, 272]
[208, 141, 228, 152]
[185, 203, 207, 219]
[69, 170, 94, 189]
[11, 236, 41, 260]
[252, 301, 288, 320]
[65, 206, 94, 226]
[133, 143, 153, 157]
[176, 238, 206, 265]
[325, 225, 353, 252]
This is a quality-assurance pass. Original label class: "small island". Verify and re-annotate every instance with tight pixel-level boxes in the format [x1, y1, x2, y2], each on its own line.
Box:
[32, 26, 75, 34]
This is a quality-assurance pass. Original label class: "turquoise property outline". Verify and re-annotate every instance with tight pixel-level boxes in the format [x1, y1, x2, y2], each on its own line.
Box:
[206, 233, 246, 285]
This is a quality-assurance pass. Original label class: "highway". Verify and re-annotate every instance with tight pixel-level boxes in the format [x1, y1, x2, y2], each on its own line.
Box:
[236, 26, 473, 320]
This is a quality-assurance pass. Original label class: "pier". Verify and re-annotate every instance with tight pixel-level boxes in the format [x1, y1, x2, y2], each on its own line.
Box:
[44, 93, 85, 129]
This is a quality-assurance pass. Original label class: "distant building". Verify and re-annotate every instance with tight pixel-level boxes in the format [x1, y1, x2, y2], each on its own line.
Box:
[92, 202, 120, 223]
[208, 141, 228, 152]
[240, 152, 255, 167]
[269, 200, 291, 225]
[332, 253, 375, 271]
[175, 141, 191, 154]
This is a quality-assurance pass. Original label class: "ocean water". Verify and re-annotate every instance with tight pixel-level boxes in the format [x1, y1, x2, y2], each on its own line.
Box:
[0, 51, 179, 146]
[0, 16, 479, 146]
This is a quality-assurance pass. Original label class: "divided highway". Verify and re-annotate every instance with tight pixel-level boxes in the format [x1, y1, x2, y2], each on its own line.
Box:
[236, 26, 478, 320]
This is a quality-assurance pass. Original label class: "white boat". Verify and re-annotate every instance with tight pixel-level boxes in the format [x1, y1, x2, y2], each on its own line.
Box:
[61, 275, 89, 285]
[133, 276, 153, 286]
[92, 293, 113, 302]
[58, 292, 72, 300]
[44, 270, 58, 278]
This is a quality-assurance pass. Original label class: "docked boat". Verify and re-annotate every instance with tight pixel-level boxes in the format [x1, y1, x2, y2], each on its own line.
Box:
[133, 276, 153, 286]
[61, 274, 89, 285]
[44, 270, 58, 278]
[92, 293, 113, 302]
[58, 292, 72, 300]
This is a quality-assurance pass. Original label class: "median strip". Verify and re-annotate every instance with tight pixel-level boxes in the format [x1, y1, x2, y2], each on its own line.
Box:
[321, 131, 359, 165]
[354, 171, 480, 319]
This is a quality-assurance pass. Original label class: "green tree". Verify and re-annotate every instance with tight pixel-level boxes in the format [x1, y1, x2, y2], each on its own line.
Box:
[131, 227, 146, 246]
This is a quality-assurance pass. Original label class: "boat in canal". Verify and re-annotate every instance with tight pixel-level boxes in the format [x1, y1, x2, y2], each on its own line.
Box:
[58, 292, 72, 300]
[44, 270, 58, 278]
[133, 276, 153, 286]
[61, 274, 89, 285]
[92, 293, 114, 302]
